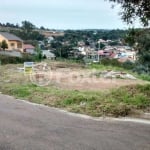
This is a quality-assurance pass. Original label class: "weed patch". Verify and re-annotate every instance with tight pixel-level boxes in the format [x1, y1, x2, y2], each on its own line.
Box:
[0, 63, 150, 117]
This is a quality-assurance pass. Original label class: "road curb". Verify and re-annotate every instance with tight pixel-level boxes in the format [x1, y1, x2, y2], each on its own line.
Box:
[1, 94, 150, 125]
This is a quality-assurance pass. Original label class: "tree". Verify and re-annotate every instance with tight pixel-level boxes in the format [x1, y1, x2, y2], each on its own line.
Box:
[1, 40, 8, 50]
[21, 20, 35, 33]
[35, 45, 42, 61]
[108, 0, 150, 26]
[125, 28, 150, 73]
[40, 26, 45, 30]
[10, 21, 45, 41]
[136, 29, 150, 70]
[108, 0, 150, 73]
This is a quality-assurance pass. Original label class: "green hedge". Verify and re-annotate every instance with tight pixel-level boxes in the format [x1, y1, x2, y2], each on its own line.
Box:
[100, 58, 135, 70]
[0, 54, 36, 65]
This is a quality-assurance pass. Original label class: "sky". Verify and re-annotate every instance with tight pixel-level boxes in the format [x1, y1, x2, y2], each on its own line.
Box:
[0, 0, 141, 30]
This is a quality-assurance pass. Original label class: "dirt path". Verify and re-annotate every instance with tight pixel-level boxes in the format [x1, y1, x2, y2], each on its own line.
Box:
[44, 69, 146, 90]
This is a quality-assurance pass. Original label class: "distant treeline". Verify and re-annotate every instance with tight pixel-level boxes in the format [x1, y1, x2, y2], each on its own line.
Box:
[0, 21, 45, 45]
[64, 29, 127, 41]
[0, 21, 128, 47]
[0, 22, 20, 28]
[0, 21, 49, 30]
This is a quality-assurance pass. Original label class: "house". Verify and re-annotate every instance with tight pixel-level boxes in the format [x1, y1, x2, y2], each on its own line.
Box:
[23, 44, 35, 54]
[0, 32, 23, 52]
[47, 36, 54, 43]
[42, 50, 56, 59]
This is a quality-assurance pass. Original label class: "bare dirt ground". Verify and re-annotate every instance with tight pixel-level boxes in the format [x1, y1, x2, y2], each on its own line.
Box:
[0, 62, 147, 91]
[46, 69, 145, 91]
[42, 61, 147, 91]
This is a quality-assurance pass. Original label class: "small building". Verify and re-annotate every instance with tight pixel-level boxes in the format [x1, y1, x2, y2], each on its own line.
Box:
[23, 44, 35, 54]
[47, 36, 54, 43]
[42, 50, 56, 59]
[0, 32, 23, 52]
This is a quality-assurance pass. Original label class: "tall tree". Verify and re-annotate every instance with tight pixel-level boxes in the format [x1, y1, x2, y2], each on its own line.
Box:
[108, 0, 150, 26]
[1, 40, 8, 50]
[108, 0, 150, 73]
[21, 21, 35, 34]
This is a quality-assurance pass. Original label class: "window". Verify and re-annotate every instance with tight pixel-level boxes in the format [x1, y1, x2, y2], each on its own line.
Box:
[11, 43, 15, 47]
[17, 42, 22, 48]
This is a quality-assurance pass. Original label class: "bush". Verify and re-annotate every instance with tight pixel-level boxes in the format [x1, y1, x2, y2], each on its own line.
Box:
[101, 58, 122, 67]
[122, 61, 135, 70]
[139, 74, 150, 81]
[133, 64, 149, 74]
[100, 58, 137, 70]
[0, 54, 36, 65]
[22, 53, 36, 62]
[0, 55, 21, 64]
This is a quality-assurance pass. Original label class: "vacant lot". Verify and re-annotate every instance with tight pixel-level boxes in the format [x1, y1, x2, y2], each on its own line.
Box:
[0, 61, 150, 118]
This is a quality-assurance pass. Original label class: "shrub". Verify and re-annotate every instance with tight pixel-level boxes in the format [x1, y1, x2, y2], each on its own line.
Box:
[0, 55, 20, 64]
[101, 58, 122, 67]
[22, 53, 36, 62]
[0, 54, 36, 65]
[133, 64, 149, 74]
[122, 61, 135, 70]
[139, 74, 150, 81]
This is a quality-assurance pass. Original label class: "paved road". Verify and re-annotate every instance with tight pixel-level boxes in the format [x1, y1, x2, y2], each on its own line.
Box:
[0, 94, 150, 150]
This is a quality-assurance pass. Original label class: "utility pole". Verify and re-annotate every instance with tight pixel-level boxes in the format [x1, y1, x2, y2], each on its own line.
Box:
[98, 41, 100, 63]
[59, 48, 62, 58]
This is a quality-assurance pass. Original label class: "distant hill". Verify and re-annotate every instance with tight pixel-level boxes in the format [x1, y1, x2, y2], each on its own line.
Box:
[0, 22, 64, 38]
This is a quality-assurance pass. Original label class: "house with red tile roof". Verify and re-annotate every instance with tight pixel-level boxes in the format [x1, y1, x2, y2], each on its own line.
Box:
[23, 44, 35, 54]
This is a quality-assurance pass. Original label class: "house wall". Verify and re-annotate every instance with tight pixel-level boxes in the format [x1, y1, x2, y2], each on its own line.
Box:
[8, 40, 23, 52]
[0, 35, 23, 52]
[24, 48, 35, 54]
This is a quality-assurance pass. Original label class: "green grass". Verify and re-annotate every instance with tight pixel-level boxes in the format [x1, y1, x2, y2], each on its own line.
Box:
[139, 74, 150, 81]
[55, 84, 150, 117]
[87, 63, 131, 72]
[1, 82, 150, 117]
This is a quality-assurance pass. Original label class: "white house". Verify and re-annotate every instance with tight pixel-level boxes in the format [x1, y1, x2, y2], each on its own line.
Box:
[42, 50, 56, 59]
[23, 44, 35, 54]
